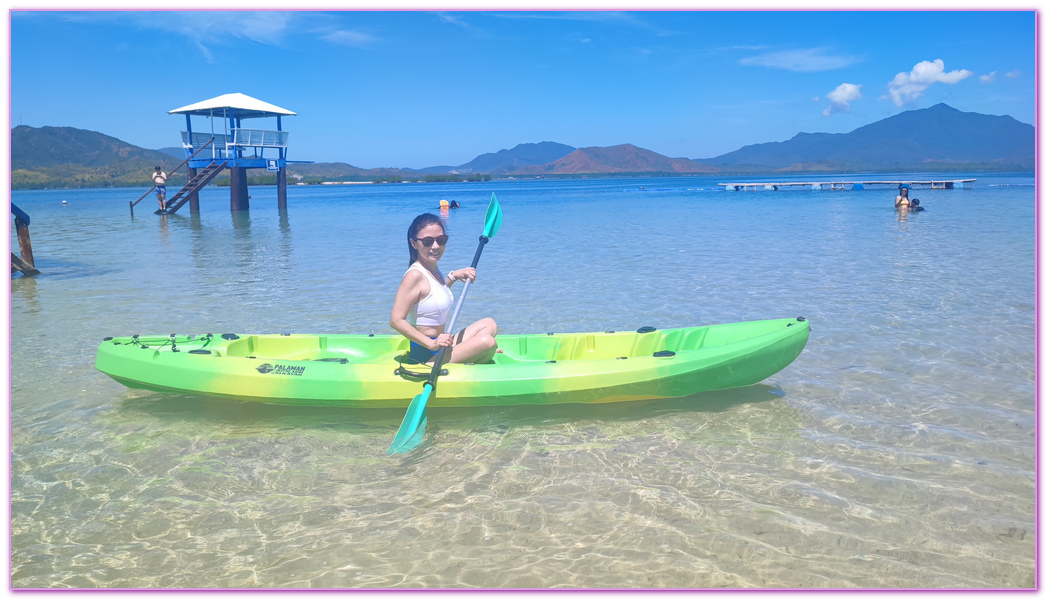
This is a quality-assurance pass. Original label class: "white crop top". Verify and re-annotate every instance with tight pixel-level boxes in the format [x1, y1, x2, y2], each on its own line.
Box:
[407, 263, 453, 327]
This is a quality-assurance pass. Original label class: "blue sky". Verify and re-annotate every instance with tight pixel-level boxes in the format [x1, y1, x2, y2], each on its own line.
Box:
[8, 9, 1037, 169]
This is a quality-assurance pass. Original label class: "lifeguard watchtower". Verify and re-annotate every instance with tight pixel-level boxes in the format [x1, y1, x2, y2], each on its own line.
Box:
[165, 93, 298, 214]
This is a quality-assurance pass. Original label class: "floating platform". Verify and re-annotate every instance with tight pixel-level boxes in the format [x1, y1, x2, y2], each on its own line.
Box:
[719, 179, 976, 191]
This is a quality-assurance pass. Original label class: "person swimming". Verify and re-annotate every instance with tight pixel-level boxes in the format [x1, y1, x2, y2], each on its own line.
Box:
[911, 198, 925, 212]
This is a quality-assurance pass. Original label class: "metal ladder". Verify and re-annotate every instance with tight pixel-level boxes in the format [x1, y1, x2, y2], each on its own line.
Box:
[157, 161, 228, 214]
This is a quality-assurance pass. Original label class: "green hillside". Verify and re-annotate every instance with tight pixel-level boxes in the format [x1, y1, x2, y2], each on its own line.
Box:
[11, 126, 188, 189]
[10, 126, 490, 189]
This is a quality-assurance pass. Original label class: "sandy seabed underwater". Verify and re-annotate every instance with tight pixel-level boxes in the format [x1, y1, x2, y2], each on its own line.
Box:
[10, 174, 1035, 588]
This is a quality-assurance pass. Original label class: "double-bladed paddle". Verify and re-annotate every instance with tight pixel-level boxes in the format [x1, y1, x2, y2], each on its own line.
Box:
[388, 193, 503, 454]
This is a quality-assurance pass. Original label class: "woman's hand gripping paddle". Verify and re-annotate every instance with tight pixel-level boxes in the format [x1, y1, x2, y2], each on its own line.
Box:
[388, 193, 503, 454]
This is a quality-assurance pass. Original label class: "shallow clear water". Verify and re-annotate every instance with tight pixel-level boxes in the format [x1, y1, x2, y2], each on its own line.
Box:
[10, 174, 1035, 588]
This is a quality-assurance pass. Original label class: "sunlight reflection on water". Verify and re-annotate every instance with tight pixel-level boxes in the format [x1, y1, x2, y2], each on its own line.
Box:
[11, 175, 1035, 588]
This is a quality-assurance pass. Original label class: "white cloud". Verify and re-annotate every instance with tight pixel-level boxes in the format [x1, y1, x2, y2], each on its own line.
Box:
[162, 11, 296, 46]
[437, 13, 470, 28]
[739, 48, 860, 72]
[168, 11, 296, 62]
[1007, 69, 1022, 78]
[980, 71, 997, 83]
[321, 30, 376, 47]
[885, 59, 973, 106]
[492, 11, 674, 36]
[194, 40, 213, 64]
[823, 83, 862, 116]
[40, 11, 299, 62]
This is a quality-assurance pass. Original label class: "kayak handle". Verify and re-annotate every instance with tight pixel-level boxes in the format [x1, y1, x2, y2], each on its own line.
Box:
[395, 365, 448, 380]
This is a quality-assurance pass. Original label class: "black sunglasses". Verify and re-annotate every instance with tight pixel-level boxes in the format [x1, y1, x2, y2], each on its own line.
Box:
[414, 235, 448, 247]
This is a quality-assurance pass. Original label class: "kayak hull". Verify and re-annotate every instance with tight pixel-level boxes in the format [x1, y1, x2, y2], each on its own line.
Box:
[95, 318, 810, 408]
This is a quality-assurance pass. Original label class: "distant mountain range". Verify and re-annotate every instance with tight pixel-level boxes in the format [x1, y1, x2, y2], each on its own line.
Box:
[513, 144, 718, 175]
[9, 104, 1034, 189]
[407, 141, 578, 174]
[696, 103, 1034, 171]
[422, 104, 1031, 175]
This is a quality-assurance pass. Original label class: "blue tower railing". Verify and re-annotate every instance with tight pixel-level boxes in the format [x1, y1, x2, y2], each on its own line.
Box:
[181, 128, 289, 170]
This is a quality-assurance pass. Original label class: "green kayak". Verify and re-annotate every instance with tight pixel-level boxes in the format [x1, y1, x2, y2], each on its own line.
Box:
[95, 317, 810, 408]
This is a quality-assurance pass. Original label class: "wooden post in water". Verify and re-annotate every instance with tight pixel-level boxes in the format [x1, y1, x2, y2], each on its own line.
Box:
[15, 216, 35, 269]
[229, 166, 250, 211]
[277, 166, 287, 211]
[11, 212, 39, 276]
[187, 166, 201, 213]
[11, 253, 38, 276]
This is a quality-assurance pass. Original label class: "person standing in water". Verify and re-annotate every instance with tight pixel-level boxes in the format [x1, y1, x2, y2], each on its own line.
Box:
[894, 185, 911, 209]
[390, 213, 499, 364]
[152, 166, 168, 212]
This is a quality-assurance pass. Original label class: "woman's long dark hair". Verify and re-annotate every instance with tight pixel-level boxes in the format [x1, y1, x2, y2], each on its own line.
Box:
[407, 213, 445, 267]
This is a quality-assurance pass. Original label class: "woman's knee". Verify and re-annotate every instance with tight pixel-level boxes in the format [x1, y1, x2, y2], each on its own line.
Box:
[465, 332, 495, 351]
[479, 317, 498, 337]
[451, 333, 497, 363]
[463, 318, 497, 339]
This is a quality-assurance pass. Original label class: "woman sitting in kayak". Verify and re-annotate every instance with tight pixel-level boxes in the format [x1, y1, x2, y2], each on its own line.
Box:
[390, 213, 499, 364]
[895, 186, 911, 209]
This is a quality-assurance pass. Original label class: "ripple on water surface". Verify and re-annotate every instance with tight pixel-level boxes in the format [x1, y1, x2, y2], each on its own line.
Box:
[11, 177, 1035, 588]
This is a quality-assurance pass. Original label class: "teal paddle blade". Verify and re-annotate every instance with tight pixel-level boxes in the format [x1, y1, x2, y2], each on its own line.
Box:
[483, 193, 503, 239]
[403, 413, 427, 451]
[387, 385, 432, 454]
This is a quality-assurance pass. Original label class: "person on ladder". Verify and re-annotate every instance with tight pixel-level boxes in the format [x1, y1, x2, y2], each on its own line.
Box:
[152, 166, 168, 212]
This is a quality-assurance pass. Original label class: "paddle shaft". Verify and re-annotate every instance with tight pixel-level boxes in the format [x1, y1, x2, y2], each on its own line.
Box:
[424, 235, 490, 388]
